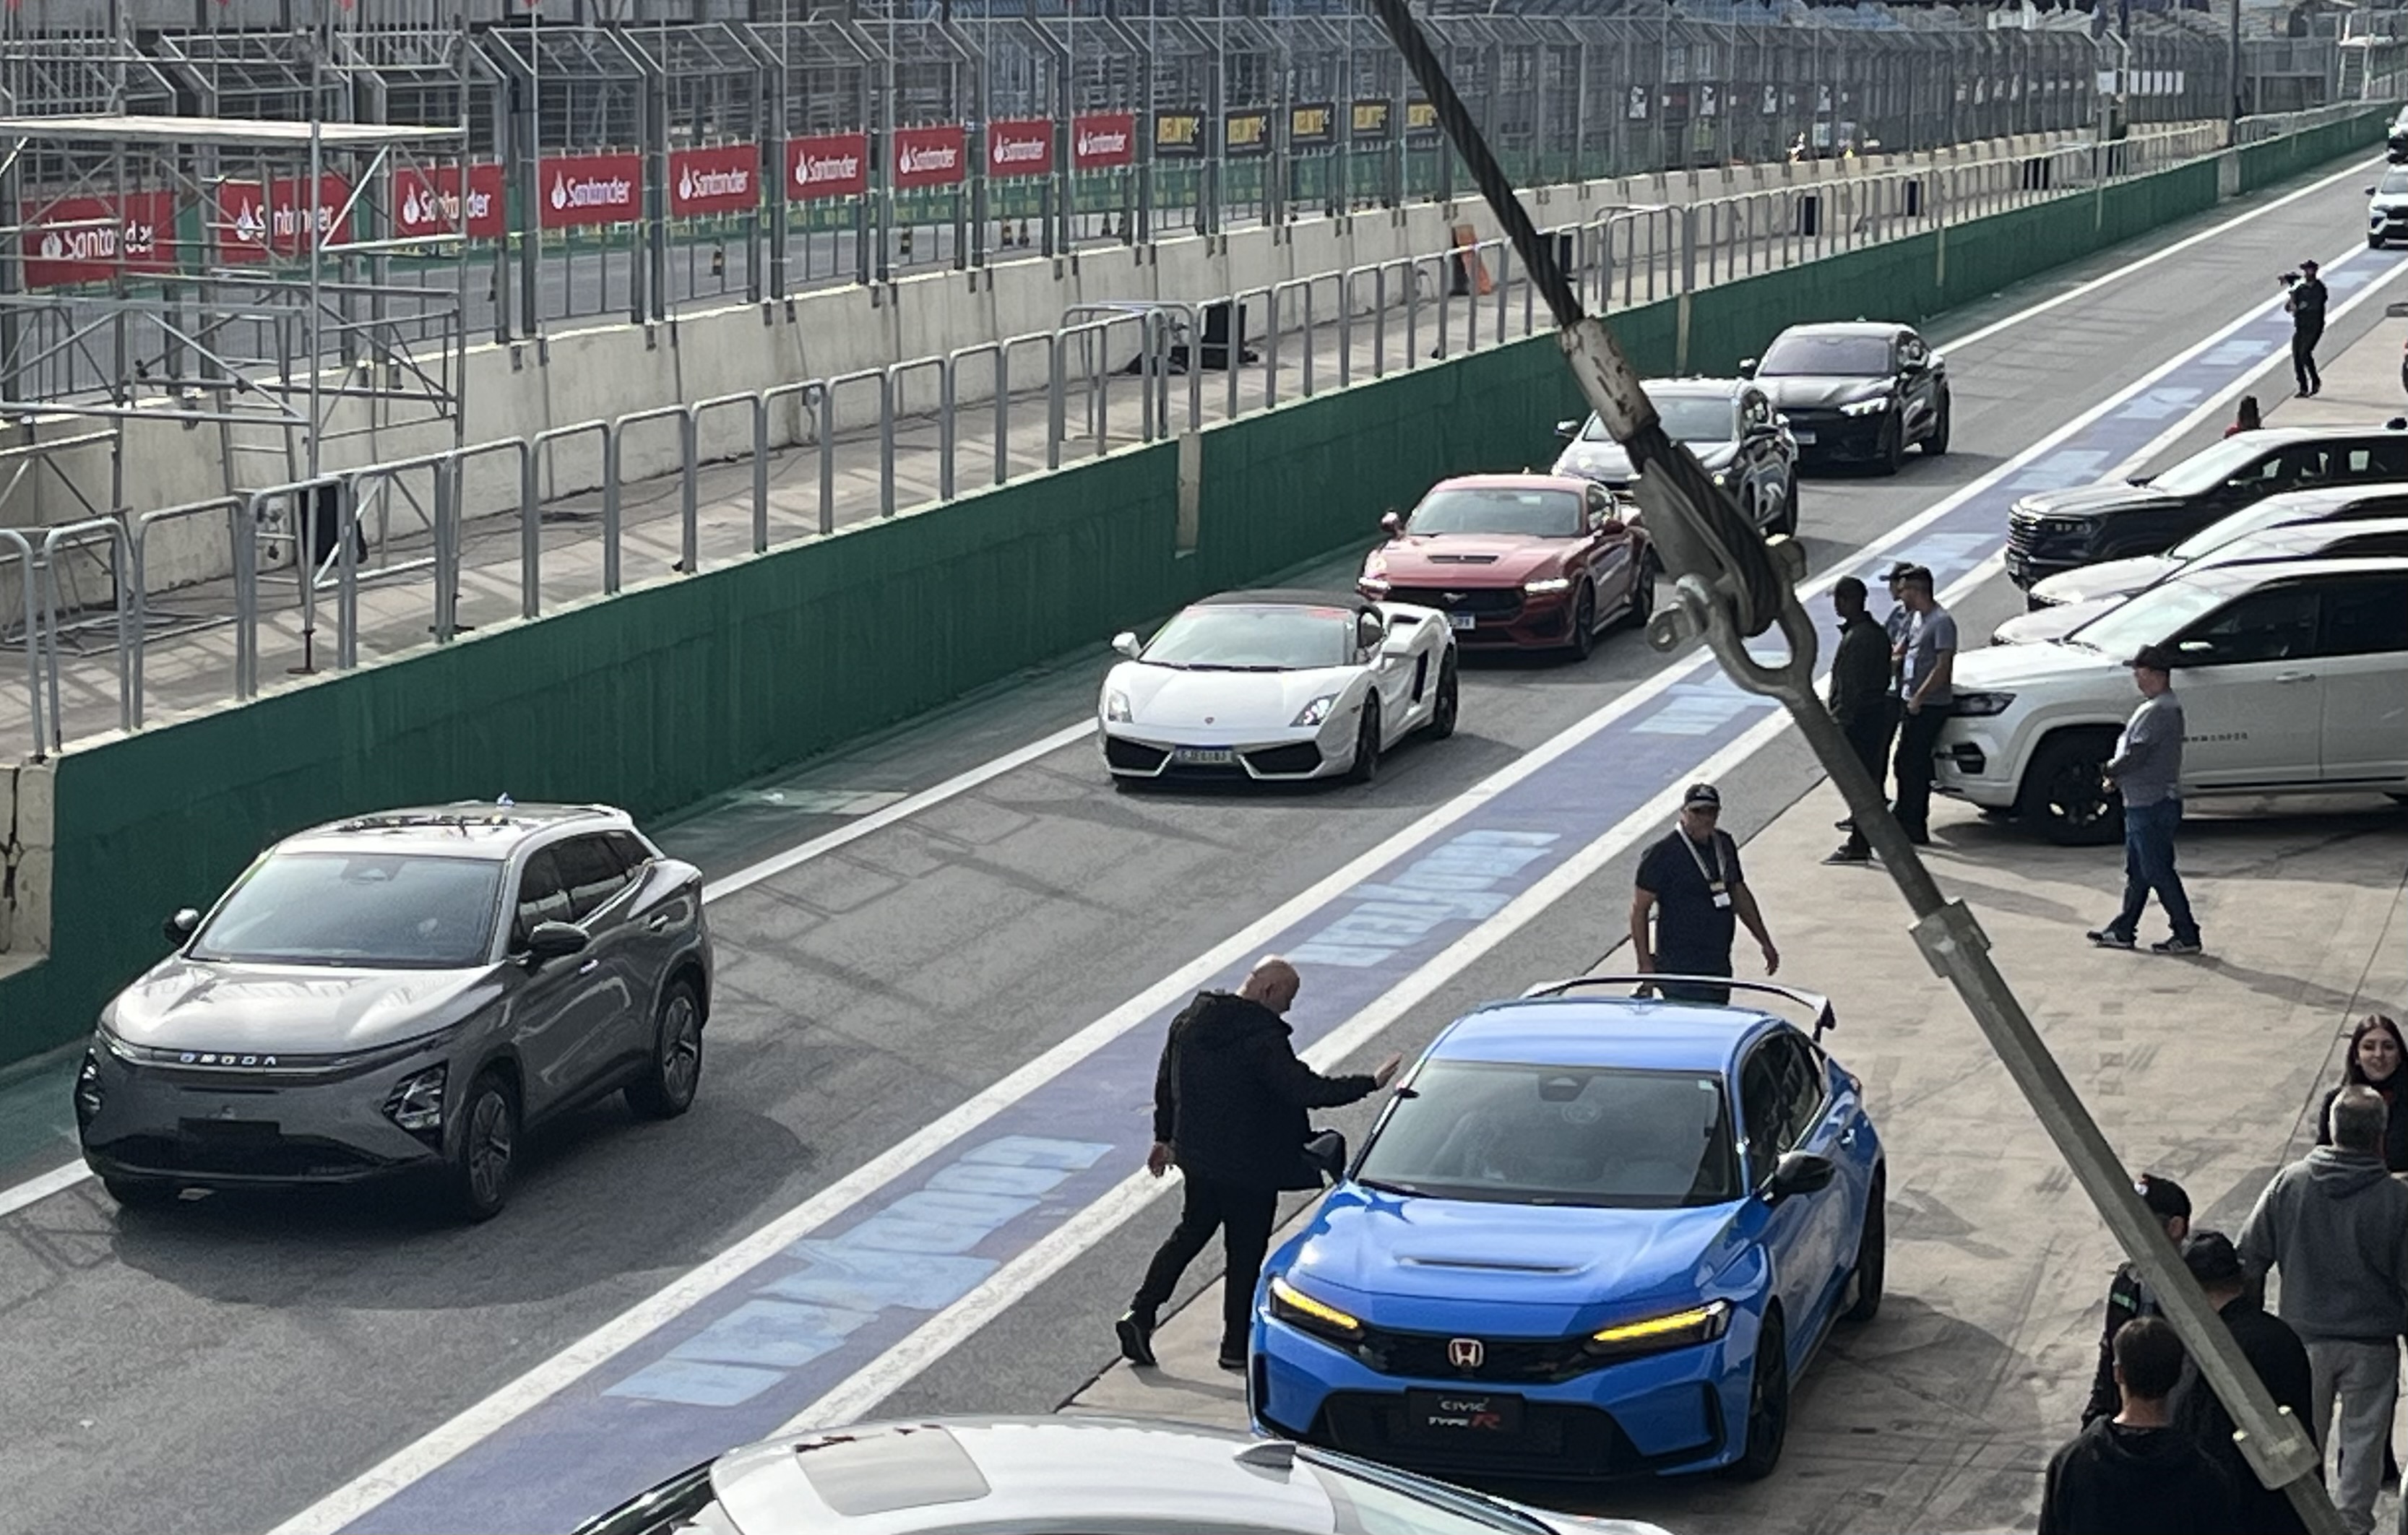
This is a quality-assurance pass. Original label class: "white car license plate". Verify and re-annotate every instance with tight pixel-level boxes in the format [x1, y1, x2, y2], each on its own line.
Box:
[1173, 747, 1235, 766]
[1790, 430, 1818, 444]
[1448, 613, 1477, 631]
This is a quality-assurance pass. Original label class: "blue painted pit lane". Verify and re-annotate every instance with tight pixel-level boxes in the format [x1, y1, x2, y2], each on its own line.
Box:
[342, 243, 2404, 1535]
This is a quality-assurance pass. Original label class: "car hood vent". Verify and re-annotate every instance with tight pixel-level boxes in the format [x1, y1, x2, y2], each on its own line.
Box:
[1425, 553, 1501, 564]
[1399, 1255, 1584, 1274]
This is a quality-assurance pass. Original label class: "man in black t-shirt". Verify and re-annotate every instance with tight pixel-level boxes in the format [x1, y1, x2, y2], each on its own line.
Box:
[2286, 259, 2327, 397]
[1629, 782, 1780, 1004]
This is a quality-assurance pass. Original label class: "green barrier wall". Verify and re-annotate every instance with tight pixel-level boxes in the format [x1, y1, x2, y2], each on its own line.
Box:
[0, 126, 2383, 1069]
[2236, 107, 2391, 196]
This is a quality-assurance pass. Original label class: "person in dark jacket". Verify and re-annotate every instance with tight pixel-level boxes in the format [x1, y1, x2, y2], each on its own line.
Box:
[1118, 956, 1399, 1372]
[2315, 1015, 2408, 1173]
[2287, 261, 2327, 398]
[2084, 1173, 2193, 1425]
[1825, 574, 1899, 865]
[2042, 1316, 2239, 1535]
[2169, 1231, 2318, 1535]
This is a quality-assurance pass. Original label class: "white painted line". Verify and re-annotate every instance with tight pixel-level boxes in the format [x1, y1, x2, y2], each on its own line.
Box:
[1932, 152, 2383, 356]
[264, 177, 2355, 1535]
[782, 542, 2018, 1432]
[0, 140, 2373, 1234]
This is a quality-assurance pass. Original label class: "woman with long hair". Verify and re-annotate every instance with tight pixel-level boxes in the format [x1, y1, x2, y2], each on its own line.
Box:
[2319, 1014, 2408, 1172]
[2225, 395, 2264, 438]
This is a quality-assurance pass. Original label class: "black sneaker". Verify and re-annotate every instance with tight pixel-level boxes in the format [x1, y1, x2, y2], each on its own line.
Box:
[1217, 1351, 1247, 1373]
[2086, 928, 2136, 950]
[1115, 1312, 1158, 1368]
[2152, 938, 2204, 956]
[1823, 845, 1870, 865]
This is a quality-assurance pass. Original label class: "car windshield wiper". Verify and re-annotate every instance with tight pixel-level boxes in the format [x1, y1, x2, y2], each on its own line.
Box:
[1354, 1177, 1433, 1199]
[1183, 662, 1287, 672]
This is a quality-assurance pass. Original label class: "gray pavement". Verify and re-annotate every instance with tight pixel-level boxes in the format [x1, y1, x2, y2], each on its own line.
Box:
[12, 140, 2183, 757]
[0, 148, 2402, 1535]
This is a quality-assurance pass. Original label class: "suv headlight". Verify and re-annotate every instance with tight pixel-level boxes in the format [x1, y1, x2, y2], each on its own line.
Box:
[1951, 691, 2016, 717]
[1267, 1274, 1363, 1344]
[384, 1064, 448, 1134]
[2039, 517, 2089, 538]
[1839, 395, 1891, 417]
[1293, 693, 1342, 727]
[1585, 1298, 1732, 1360]
[1105, 690, 1132, 723]
[1524, 576, 1572, 594]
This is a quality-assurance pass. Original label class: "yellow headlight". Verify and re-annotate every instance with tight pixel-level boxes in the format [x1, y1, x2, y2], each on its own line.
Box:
[1589, 1299, 1732, 1346]
[1269, 1275, 1363, 1334]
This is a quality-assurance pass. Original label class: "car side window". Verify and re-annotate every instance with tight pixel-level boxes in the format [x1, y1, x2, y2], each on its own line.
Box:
[2174, 584, 2321, 665]
[2343, 441, 2408, 479]
[2311, 576, 2408, 657]
[1774, 1034, 1831, 1149]
[1738, 1051, 1785, 1185]
[510, 849, 572, 951]
[2231, 447, 2329, 490]
[552, 834, 638, 921]
[604, 830, 655, 873]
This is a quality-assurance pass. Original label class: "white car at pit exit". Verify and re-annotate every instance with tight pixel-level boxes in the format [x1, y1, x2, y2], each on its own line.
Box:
[1100, 589, 1459, 787]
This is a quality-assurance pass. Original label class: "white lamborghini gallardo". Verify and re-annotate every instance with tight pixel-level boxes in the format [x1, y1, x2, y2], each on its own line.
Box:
[1099, 589, 1459, 787]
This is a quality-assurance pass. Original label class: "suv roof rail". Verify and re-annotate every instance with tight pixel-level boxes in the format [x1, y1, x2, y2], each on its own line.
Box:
[1516, 974, 1839, 1039]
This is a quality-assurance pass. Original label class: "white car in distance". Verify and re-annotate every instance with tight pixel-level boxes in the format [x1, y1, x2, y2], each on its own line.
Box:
[1099, 589, 1458, 787]
[1938, 558, 2408, 842]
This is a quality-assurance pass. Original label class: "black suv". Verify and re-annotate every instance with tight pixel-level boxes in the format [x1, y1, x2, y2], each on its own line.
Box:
[1550, 377, 1802, 534]
[1742, 321, 1950, 475]
[2006, 426, 2408, 594]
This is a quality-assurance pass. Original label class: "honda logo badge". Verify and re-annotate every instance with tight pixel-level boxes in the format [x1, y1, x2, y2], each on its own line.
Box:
[1447, 1337, 1484, 1370]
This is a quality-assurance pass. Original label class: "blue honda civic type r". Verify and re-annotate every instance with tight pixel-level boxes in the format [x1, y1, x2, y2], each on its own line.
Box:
[1248, 977, 1885, 1485]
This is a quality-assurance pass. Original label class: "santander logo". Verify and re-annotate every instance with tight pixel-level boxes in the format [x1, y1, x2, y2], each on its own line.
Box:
[678, 164, 751, 202]
[401, 182, 493, 231]
[990, 131, 1048, 168]
[551, 173, 633, 212]
[795, 150, 862, 190]
[899, 142, 960, 175]
[1076, 125, 1129, 158]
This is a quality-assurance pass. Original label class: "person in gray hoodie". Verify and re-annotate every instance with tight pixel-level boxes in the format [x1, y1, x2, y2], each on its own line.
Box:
[2238, 1086, 2408, 1535]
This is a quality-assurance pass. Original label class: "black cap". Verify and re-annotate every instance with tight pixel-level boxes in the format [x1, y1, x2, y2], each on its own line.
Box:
[2136, 1173, 2191, 1221]
[1683, 782, 1722, 810]
[2182, 1231, 2245, 1286]
[2131, 643, 2177, 673]
[1882, 561, 1918, 582]
[2302, 258, 2320, 272]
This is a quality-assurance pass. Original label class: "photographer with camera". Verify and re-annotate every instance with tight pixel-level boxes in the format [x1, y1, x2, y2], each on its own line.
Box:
[2282, 260, 2328, 397]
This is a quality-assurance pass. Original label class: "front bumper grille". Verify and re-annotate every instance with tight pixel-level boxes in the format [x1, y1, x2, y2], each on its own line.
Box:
[1351, 1324, 1610, 1386]
[1385, 585, 1523, 618]
[1299, 1389, 1718, 1480]
[1103, 738, 1168, 771]
[96, 1130, 398, 1181]
[1245, 742, 1324, 776]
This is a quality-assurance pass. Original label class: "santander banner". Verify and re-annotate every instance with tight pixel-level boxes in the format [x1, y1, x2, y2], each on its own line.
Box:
[787, 132, 870, 200]
[392, 163, 505, 241]
[216, 174, 354, 261]
[1071, 112, 1137, 170]
[985, 118, 1053, 179]
[540, 152, 643, 230]
[893, 124, 968, 190]
[21, 192, 177, 287]
[670, 144, 759, 217]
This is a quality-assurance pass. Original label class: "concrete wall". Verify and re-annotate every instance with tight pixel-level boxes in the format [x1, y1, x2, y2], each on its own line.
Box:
[0, 124, 2202, 595]
[0, 122, 2369, 1071]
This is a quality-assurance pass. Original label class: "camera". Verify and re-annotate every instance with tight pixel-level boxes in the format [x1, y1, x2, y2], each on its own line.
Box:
[2279, 271, 2301, 287]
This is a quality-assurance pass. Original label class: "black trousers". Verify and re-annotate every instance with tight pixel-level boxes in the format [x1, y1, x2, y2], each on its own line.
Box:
[1893, 704, 1949, 839]
[1835, 707, 1894, 857]
[1131, 1172, 1279, 1356]
[2294, 321, 2324, 392]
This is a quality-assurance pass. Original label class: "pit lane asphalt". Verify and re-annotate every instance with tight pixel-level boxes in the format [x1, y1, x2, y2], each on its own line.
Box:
[0, 157, 2389, 1535]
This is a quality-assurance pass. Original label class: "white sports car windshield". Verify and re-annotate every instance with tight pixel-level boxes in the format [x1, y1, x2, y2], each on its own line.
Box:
[189, 852, 504, 969]
[1143, 605, 1355, 670]
[1357, 1060, 1740, 1208]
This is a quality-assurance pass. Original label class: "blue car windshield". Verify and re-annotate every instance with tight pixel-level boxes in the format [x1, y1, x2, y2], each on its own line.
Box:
[1357, 1060, 1739, 1208]
[189, 852, 504, 969]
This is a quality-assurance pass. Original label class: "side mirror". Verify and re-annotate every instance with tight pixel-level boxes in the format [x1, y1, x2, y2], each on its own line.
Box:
[163, 907, 200, 947]
[1379, 510, 1404, 538]
[2368, 186, 2378, 196]
[1766, 1150, 1837, 1203]
[1597, 515, 1628, 536]
[526, 921, 589, 961]
[1110, 631, 1142, 660]
[1774, 412, 1791, 429]
[1737, 357, 1759, 379]
[1357, 615, 1387, 653]
[1554, 418, 1581, 441]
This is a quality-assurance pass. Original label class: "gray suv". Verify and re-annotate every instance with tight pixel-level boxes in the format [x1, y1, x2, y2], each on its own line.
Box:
[74, 803, 712, 1220]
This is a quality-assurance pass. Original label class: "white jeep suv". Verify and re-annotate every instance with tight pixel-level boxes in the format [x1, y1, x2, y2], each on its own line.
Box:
[1938, 558, 2408, 843]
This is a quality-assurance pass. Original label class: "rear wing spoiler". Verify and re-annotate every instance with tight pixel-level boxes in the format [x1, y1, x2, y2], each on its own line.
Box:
[1519, 974, 1839, 1041]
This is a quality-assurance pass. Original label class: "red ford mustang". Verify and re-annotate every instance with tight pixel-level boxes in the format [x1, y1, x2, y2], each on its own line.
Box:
[1357, 473, 1658, 658]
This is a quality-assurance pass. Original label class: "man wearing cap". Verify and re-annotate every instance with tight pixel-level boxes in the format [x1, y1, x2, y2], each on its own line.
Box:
[2287, 259, 2327, 397]
[2168, 1230, 2316, 1535]
[2084, 1173, 2193, 1426]
[2087, 644, 2202, 956]
[1891, 566, 1955, 845]
[1824, 574, 1896, 865]
[1630, 783, 1779, 1005]
[2239, 1085, 2408, 1535]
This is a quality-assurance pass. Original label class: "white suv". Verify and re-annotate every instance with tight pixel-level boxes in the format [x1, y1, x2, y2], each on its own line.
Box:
[1937, 558, 2408, 842]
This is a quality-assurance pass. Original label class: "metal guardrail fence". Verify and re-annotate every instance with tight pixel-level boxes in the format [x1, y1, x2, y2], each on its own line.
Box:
[4, 108, 2345, 760]
[0, 1, 2266, 389]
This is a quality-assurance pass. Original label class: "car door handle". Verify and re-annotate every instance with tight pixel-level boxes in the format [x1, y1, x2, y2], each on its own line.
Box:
[2274, 670, 2316, 683]
[646, 914, 671, 933]
[577, 959, 600, 976]
[1839, 1126, 1857, 1149]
